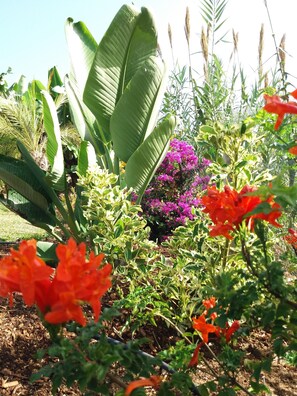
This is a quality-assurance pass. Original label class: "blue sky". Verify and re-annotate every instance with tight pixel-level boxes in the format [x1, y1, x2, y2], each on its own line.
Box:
[2, 0, 297, 87]
[2, 0, 183, 85]
[1, 0, 132, 84]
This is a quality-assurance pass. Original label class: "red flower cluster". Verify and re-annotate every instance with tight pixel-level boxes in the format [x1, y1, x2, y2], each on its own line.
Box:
[288, 146, 297, 155]
[263, 89, 297, 130]
[201, 185, 282, 239]
[284, 228, 297, 252]
[0, 239, 112, 326]
[263, 89, 297, 155]
[189, 297, 240, 367]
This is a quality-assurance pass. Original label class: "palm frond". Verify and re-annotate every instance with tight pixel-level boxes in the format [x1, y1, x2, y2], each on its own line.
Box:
[200, 0, 228, 27]
[0, 95, 45, 162]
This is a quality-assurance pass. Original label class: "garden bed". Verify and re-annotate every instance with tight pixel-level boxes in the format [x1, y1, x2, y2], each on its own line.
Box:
[1, 292, 296, 396]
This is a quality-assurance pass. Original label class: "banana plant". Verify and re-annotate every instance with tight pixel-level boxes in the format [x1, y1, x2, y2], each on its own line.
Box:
[65, 4, 177, 201]
[0, 4, 176, 260]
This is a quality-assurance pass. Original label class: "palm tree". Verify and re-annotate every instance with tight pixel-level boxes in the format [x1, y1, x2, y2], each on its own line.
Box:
[0, 72, 75, 170]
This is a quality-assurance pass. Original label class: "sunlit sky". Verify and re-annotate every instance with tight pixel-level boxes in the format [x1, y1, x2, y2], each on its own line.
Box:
[1, 0, 297, 87]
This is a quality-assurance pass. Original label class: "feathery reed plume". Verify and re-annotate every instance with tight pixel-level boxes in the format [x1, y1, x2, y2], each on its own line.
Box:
[184, 6, 190, 45]
[232, 29, 239, 53]
[279, 34, 286, 73]
[201, 27, 209, 63]
[168, 23, 173, 50]
[264, 72, 269, 88]
[258, 24, 264, 79]
[229, 29, 239, 62]
[168, 23, 175, 65]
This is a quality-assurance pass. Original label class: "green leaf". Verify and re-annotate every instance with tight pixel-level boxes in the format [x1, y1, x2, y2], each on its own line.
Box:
[16, 141, 68, 218]
[77, 140, 97, 176]
[13, 74, 27, 96]
[41, 90, 65, 190]
[64, 75, 104, 151]
[272, 184, 297, 207]
[125, 115, 177, 201]
[200, 125, 216, 134]
[36, 241, 58, 265]
[24, 79, 46, 103]
[65, 18, 97, 95]
[48, 66, 63, 98]
[1, 191, 55, 232]
[249, 381, 270, 394]
[64, 20, 107, 152]
[110, 56, 165, 162]
[83, 4, 158, 135]
[197, 384, 210, 396]
[245, 202, 274, 216]
[0, 154, 51, 211]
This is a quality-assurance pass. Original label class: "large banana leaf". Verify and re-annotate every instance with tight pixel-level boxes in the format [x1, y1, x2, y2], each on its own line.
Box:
[42, 90, 65, 191]
[77, 140, 97, 176]
[125, 115, 177, 201]
[65, 18, 97, 94]
[83, 4, 158, 134]
[110, 56, 166, 162]
[2, 190, 56, 231]
[16, 141, 69, 215]
[64, 19, 108, 151]
[64, 76, 106, 154]
[16, 141, 81, 237]
[64, 76, 92, 142]
[0, 154, 52, 211]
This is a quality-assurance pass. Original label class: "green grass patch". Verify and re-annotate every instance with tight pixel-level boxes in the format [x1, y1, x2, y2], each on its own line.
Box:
[0, 203, 47, 241]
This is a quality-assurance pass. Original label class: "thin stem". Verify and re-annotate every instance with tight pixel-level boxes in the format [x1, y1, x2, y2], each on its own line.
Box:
[106, 372, 127, 390]
[241, 238, 297, 309]
[64, 184, 82, 240]
[147, 310, 222, 379]
[263, 0, 287, 94]
[68, 338, 127, 390]
[222, 238, 230, 270]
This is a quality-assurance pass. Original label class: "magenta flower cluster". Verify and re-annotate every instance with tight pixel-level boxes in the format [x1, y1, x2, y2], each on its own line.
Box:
[141, 139, 211, 240]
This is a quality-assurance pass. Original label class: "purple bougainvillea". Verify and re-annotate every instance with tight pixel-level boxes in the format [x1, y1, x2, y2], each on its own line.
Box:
[141, 138, 211, 241]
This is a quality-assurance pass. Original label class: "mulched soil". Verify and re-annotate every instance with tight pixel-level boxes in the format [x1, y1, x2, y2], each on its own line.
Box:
[0, 244, 297, 395]
[0, 295, 83, 395]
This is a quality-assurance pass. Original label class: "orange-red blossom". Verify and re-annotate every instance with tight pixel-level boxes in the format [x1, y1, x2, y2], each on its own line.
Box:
[0, 238, 112, 326]
[284, 228, 297, 251]
[189, 297, 240, 367]
[125, 375, 162, 396]
[201, 185, 282, 239]
[263, 89, 297, 154]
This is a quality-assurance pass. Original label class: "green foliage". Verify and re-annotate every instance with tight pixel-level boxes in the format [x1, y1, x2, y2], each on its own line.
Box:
[197, 121, 272, 190]
[158, 340, 196, 370]
[161, 65, 197, 142]
[116, 218, 210, 335]
[31, 308, 163, 395]
[0, 67, 13, 97]
[78, 166, 156, 266]
[0, 78, 46, 164]
[200, 0, 228, 45]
